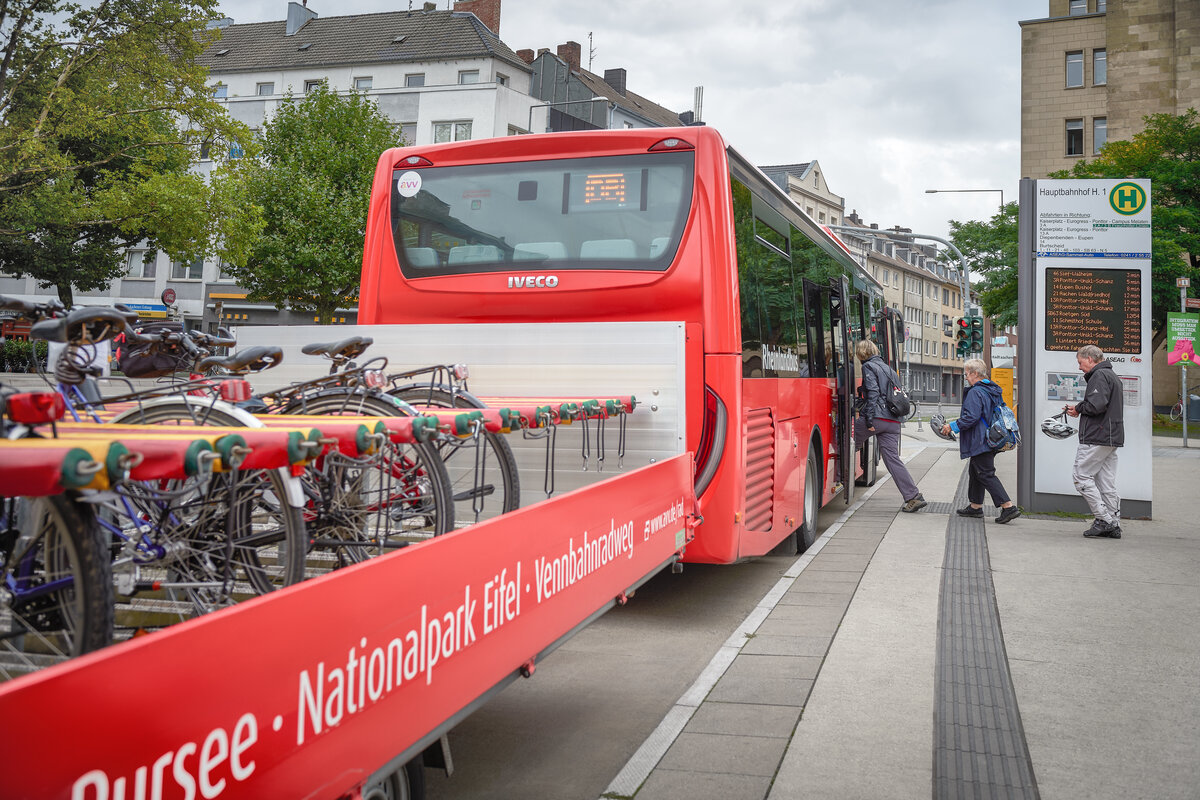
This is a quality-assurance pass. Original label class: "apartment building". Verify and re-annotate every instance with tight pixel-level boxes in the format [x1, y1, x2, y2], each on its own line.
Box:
[522, 43, 683, 131]
[759, 162, 846, 229]
[1020, 0, 1200, 178]
[835, 214, 967, 404]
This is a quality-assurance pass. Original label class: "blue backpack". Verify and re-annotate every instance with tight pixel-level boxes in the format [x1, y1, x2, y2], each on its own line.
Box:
[986, 397, 1020, 452]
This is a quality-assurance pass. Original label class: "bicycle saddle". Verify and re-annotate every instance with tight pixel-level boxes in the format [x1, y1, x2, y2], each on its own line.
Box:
[301, 336, 374, 360]
[29, 306, 129, 344]
[197, 345, 283, 374]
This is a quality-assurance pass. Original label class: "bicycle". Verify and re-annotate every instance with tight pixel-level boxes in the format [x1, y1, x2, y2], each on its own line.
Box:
[1, 386, 114, 680]
[1168, 384, 1200, 421]
[111, 330, 454, 571]
[14, 302, 308, 630]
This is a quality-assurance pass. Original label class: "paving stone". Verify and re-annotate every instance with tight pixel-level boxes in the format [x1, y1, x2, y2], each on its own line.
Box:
[740, 633, 832, 657]
[775, 590, 852, 609]
[683, 701, 800, 739]
[755, 614, 840, 638]
[707, 666, 814, 707]
[634, 768, 773, 800]
[656, 731, 789, 777]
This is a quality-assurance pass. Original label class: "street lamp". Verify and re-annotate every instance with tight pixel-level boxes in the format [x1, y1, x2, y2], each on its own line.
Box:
[925, 188, 1005, 213]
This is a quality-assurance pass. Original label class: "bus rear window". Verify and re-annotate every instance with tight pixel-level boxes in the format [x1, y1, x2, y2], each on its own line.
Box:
[390, 151, 694, 276]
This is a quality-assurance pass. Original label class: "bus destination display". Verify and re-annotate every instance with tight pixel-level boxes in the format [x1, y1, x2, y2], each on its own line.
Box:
[1045, 267, 1141, 353]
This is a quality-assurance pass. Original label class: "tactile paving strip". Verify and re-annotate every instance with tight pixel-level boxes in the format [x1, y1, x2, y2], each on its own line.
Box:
[922, 501, 999, 518]
[933, 466, 1040, 799]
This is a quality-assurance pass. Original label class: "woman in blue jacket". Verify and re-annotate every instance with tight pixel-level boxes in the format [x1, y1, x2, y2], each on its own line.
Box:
[940, 359, 1021, 524]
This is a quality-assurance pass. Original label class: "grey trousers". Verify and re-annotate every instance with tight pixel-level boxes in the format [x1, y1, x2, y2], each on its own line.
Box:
[855, 418, 920, 502]
[1073, 443, 1120, 524]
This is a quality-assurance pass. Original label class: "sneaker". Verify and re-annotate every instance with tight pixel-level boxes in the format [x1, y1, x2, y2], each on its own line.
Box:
[901, 494, 928, 513]
[1084, 519, 1121, 539]
[996, 506, 1022, 524]
[956, 505, 983, 518]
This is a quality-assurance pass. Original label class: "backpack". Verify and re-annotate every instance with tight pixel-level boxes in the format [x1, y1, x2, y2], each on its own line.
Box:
[871, 360, 912, 419]
[986, 396, 1021, 451]
[117, 320, 186, 378]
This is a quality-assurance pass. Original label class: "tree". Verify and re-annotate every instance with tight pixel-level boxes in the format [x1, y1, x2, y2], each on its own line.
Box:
[1053, 110, 1200, 349]
[946, 202, 1019, 329]
[0, 0, 259, 305]
[223, 85, 400, 323]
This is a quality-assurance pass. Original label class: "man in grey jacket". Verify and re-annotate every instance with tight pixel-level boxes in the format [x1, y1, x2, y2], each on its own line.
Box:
[1065, 344, 1124, 539]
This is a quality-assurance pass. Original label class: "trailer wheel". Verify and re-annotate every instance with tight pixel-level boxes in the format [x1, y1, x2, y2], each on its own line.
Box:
[799, 445, 821, 552]
[363, 759, 425, 800]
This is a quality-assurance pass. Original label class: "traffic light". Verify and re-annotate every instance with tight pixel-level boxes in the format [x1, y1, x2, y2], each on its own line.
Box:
[968, 315, 985, 353]
[954, 317, 970, 357]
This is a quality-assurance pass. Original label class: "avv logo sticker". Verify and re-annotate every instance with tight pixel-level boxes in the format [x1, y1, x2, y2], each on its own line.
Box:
[1109, 181, 1146, 216]
[396, 171, 422, 198]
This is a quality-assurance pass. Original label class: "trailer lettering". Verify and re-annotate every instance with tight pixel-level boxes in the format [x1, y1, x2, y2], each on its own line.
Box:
[506, 275, 559, 288]
[644, 497, 686, 541]
[534, 520, 634, 602]
[484, 563, 521, 633]
[297, 586, 479, 744]
[71, 714, 257, 800]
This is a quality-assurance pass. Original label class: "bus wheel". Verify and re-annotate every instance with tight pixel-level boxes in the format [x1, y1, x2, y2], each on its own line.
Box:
[799, 446, 821, 552]
[362, 759, 424, 800]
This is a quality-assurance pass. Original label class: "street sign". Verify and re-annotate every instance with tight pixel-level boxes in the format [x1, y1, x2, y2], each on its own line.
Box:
[161, 288, 177, 306]
[1187, 297, 1200, 311]
[1178, 277, 1192, 288]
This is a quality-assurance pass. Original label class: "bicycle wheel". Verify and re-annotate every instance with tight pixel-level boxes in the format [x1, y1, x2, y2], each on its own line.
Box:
[390, 386, 520, 526]
[906, 400, 920, 422]
[1, 494, 113, 680]
[108, 400, 306, 625]
[279, 391, 454, 566]
[1170, 402, 1183, 421]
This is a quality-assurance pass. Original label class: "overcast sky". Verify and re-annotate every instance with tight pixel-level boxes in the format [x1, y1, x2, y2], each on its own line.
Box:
[215, 0, 1050, 241]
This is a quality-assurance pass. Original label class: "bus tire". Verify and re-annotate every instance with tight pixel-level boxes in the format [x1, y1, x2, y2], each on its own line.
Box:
[799, 445, 821, 552]
[363, 758, 425, 800]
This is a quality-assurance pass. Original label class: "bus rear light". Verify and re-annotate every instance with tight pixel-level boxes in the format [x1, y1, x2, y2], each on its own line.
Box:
[693, 386, 727, 497]
[398, 155, 433, 167]
[5, 392, 65, 424]
[648, 138, 694, 152]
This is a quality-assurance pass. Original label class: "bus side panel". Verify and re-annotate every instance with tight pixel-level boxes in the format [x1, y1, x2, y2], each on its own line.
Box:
[696, 144, 741, 357]
[684, 353, 742, 565]
[359, 148, 402, 325]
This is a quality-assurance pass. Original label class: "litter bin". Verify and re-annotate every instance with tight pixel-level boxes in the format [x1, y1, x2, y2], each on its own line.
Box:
[1189, 394, 1200, 420]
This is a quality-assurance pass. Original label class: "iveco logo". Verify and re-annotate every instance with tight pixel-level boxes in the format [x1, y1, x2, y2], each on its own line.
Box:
[507, 275, 559, 288]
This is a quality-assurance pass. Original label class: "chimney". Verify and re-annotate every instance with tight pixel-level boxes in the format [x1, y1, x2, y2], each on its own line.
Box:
[557, 41, 581, 71]
[679, 110, 694, 125]
[603, 68, 627, 96]
[453, 0, 501, 36]
[423, 2, 436, 10]
[516, 48, 535, 64]
[869, 223, 879, 230]
[286, 1, 317, 36]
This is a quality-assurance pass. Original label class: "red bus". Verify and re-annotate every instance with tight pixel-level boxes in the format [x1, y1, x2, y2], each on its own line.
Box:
[359, 126, 889, 563]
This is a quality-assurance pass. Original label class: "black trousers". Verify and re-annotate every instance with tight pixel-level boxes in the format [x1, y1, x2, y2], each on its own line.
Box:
[968, 451, 1010, 506]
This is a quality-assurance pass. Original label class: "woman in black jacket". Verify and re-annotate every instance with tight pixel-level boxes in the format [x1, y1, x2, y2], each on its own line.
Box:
[854, 340, 925, 512]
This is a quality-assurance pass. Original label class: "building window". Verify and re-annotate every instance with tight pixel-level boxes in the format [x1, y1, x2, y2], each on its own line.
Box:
[1093, 117, 1107, 154]
[216, 259, 236, 283]
[1097, 0, 1106, 10]
[398, 122, 416, 144]
[1093, 49, 1107, 85]
[507, 125, 526, 136]
[496, 73, 509, 86]
[830, 216, 838, 225]
[1069, 0, 1087, 15]
[256, 82, 274, 96]
[1066, 51, 1083, 88]
[304, 79, 324, 94]
[354, 76, 373, 91]
[943, 342, 949, 359]
[126, 249, 157, 279]
[1066, 119, 1084, 156]
[211, 83, 227, 99]
[882, 268, 889, 284]
[405, 73, 425, 87]
[171, 257, 204, 281]
[433, 121, 472, 143]
[458, 70, 479, 85]
[818, 211, 826, 223]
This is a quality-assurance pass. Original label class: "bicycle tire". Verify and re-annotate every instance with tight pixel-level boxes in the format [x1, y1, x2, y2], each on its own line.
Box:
[108, 400, 307, 622]
[1, 493, 113, 680]
[279, 392, 454, 561]
[1170, 402, 1183, 422]
[389, 385, 521, 525]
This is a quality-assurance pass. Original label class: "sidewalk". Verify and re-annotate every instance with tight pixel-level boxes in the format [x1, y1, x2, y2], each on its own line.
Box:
[604, 431, 1200, 800]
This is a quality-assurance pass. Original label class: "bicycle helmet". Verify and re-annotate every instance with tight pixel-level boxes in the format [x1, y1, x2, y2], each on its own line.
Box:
[930, 412, 957, 442]
[1040, 410, 1076, 440]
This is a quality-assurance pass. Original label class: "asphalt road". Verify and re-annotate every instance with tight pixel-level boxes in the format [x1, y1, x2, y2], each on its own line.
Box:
[424, 505, 848, 800]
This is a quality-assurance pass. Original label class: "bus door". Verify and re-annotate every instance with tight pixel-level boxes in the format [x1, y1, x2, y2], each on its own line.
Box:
[802, 278, 854, 505]
[831, 276, 855, 504]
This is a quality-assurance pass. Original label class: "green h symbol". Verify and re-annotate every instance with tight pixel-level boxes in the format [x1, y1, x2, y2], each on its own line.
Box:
[1116, 187, 1138, 207]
